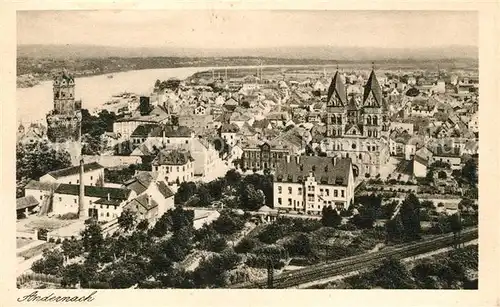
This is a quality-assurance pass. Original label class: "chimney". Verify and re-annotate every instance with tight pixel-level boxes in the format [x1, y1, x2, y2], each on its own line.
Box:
[78, 157, 86, 219]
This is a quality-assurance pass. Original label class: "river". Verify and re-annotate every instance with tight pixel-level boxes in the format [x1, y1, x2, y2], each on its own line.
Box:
[16, 67, 206, 124]
[17, 64, 330, 125]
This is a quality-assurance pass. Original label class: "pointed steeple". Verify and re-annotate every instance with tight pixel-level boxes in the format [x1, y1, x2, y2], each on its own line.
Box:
[326, 70, 347, 107]
[362, 65, 383, 107]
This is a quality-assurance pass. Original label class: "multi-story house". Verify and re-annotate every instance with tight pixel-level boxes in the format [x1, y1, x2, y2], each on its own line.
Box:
[218, 123, 240, 147]
[40, 162, 104, 186]
[52, 184, 135, 221]
[273, 156, 354, 214]
[152, 149, 195, 184]
[241, 140, 290, 171]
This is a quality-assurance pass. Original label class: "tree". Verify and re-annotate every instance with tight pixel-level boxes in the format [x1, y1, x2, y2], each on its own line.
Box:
[118, 209, 137, 232]
[240, 184, 265, 211]
[61, 238, 84, 259]
[234, 238, 257, 254]
[212, 210, 245, 236]
[258, 223, 283, 244]
[192, 251, 241, 288]
[321, 206, 341, 227]
[386, 217, 405, 243]
[31, 249, 65, 276]
[136, 219, 149, 232]
[448, 213, 463, 248]
[369, 257, 416, 289]
[81, 220, 104, 260]
[175, 181, 197, 204]
[225, 169, 241, 187]
[16, 141, 72, 184]
[400, 193, 422, 241]
[285, 234, 312, 256]
[462, 158, 478, 186]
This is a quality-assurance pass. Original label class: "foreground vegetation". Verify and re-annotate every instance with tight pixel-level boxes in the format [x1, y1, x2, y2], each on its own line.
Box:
[312, 244, 478, 289]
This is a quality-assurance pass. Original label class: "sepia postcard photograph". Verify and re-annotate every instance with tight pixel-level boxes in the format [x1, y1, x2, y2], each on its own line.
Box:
[2, 1, 499, 306]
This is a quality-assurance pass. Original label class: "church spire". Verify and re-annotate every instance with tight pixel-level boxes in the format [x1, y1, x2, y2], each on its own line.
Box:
[326, 70, 347, 107]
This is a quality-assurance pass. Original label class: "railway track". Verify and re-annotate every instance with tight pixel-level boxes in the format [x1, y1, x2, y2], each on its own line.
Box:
[231, 228, 478, 289]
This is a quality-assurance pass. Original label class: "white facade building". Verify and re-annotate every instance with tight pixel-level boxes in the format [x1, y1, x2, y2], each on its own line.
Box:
[273, 156, 355, 214]
[40, 162, 104, 186]
[152, 149, 195, 184]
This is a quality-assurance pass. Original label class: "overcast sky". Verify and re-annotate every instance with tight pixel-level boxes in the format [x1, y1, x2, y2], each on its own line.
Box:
[17, 10, 478, 49]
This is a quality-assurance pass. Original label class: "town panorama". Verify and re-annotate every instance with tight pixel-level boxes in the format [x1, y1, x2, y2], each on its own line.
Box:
[16, 11, 478, 290]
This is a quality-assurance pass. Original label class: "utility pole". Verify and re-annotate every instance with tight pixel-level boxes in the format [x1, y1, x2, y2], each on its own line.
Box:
[266, 256, 274, 289]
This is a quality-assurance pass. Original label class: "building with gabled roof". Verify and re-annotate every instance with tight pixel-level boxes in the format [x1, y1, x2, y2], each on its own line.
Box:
[273, 156, 354, 214]
[218, 123, 240, 147]
[152, 149, 194, 184]
[40, 162, 104, 186]
[17, 195, 40, 218]
[51, 184, 135, 221]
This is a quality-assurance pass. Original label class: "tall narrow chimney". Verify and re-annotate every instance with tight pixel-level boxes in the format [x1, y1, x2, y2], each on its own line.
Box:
[78, 157, 86, 219]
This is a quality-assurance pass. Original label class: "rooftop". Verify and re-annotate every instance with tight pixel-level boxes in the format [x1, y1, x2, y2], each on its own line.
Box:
[275, 156, 352, 186]
[153, 149, 194, 166]
[17, 195, 39, 210]
[45, 162, 103, 179]
[54, 184, 132, 200]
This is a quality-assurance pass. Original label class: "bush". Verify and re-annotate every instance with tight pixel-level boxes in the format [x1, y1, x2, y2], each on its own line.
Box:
[59, 212, 79, 220]
[55, 238, 61, 244]
[234, 238, 257, 254]
[337, 223, 357, 231]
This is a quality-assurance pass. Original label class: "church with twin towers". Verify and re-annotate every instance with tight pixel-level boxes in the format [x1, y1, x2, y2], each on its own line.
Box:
[322, 65, 391, 178]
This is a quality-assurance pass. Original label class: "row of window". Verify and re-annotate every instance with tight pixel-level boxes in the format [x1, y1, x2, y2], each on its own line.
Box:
[67, 176, 94, 185]
[246, 162, 275, 169]
[156, 165, 190, 172]
[244, 151, 284, 159]
[276, 198, 345, 210]
[277, 186, 345, 197]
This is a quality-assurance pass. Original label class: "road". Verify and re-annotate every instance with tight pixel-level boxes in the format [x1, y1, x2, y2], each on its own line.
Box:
[230, 227, 478, 289]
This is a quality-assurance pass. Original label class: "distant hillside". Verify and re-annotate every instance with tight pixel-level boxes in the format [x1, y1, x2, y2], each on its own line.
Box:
[17, 44, 477, 61]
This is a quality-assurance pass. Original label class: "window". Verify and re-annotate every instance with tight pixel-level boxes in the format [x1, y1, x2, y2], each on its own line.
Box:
[90, 176, 93, 180]
[76, 180, 79, 184]
[40, 196, 43, 200]
[185, 140, 188, 144]
[319, 188, 323, 195]
[341, 190, 345, 197]
[307, 194, 315, 202]
[334, 190, 338, 197]
[278, 197, 282, 205]
[90, 200, 93, 205]
[288, 187, 292, 194]
[106, 212, 110, 217]
[69, 181, 71, 184]
[59, 197, 62, 202]
[100, 205, 103, 209]
[74, 199, 77, 204]
[288, 198, 292, 206]
[326, 189, 330, 196]
[278, 186, 282, 194]
[352, 143, 356, 149]
[298, 187, 302, 195]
